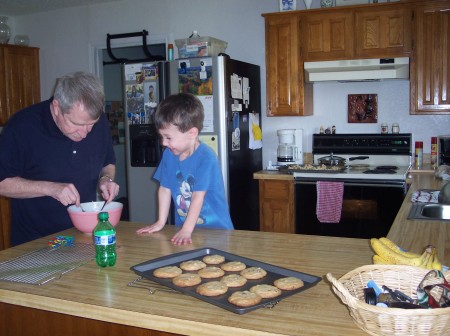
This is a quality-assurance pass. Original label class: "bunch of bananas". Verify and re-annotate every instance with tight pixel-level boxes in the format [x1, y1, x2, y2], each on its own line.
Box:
[370, 237, 442, 271]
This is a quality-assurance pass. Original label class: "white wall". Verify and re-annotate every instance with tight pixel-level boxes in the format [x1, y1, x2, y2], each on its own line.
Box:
[3, 0, 450, 168]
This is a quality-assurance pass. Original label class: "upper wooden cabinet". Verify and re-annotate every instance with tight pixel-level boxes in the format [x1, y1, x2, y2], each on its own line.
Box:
[354, 6, 412, 58]
[302, 12, 354, 61]
[302, 5, 411, 61]
[410, 1, 450, 114]
[0, 45, 40, 126]
[264, 14, 313, 116]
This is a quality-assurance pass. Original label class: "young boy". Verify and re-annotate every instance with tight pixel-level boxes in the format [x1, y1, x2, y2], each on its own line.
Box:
[136, 93, 234, 245]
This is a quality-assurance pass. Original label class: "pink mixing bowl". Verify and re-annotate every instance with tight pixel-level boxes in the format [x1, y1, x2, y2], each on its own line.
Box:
[67, 201, 123, 234]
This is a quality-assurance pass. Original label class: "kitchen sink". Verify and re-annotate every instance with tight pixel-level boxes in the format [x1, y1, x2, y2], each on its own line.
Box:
[408, 203, 450, 221]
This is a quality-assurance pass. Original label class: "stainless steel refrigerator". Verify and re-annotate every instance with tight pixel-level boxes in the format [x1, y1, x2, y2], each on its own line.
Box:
[123, 56, 262, 231]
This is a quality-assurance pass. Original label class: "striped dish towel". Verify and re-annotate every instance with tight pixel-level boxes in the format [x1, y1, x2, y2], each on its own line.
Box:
[316, 181, 344, 223]
[411, 190, 439, 203]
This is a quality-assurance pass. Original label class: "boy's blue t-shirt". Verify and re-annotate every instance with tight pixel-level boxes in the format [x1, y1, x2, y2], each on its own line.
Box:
[154, 142, 234, 230]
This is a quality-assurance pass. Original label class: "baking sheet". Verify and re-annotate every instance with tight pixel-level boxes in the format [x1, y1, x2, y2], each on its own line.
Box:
[130, 247, 321, 314]
[278, 164, 347, 174]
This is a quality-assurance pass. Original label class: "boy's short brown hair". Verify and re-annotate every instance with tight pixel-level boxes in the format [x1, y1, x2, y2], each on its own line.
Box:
[154, 93, 204, 133]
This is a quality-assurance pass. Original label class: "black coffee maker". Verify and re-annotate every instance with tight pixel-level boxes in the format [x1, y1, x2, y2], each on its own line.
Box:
[129, 124, 161, 167]
[438, 135, 450, 166]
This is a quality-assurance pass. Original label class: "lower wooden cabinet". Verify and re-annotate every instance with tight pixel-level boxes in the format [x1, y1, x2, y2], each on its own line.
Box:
[258, 179, 295, 233]
[0, 197, 11, 251]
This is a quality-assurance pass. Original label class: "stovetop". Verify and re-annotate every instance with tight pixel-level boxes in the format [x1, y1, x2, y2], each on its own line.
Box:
[294, 133, 413, 181]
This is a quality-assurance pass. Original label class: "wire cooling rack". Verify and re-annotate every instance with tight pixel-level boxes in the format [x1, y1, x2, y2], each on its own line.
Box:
[0, 243, 94, 285]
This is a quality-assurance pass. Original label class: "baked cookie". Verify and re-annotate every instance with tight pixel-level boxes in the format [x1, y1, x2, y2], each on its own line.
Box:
[153, 266, 182, 278]
[249, 284, 282, 299]
[274, 276, 304, 290]
[220, 261, 246, 272]
[240, 267, 267, 280]
[198, 266, 225, 279]
[179, 260, 207, 271]
[172, 273, 202, 287]
[220, 274, 247, 287]
[196, 281, 228, 297]
[228, 291, 262, 307]
[202, 254, 225, 265]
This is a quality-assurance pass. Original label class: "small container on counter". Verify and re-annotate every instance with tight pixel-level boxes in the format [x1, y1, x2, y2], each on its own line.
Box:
[415, 141, 423, 169]
[431, 137, 437, 168]
[381, 123, 388, 134]
[167, 43, 174, 61]
[392, 123, 399, 134]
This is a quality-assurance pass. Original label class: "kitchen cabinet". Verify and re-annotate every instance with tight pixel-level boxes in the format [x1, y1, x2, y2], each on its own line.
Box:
[302, 4, 411, 61]
[0, 45, 39, 250]
[410, 0, 450, 114]
[258, 179, 295, 233]
[0, 197, 11, 251]
[354, 6, 412, 58]
[302, 12, 354, 61]
[0, 45, 40, 125]
[263, 13, 313, 116]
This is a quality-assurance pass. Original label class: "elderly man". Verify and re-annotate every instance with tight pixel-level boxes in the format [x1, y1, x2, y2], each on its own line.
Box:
[0, 71, 120, 246]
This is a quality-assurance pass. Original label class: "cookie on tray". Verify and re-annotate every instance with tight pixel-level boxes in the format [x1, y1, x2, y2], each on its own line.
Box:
[172, 273, 202, 287]
[153, 266, 183, 278]
[202, 254, 225, 265]
[240, 267, 267, 280]
[220, 261, 246, 272]
[220, 274, 247, 287]
[228, 290, 262, 307]
[179, 260, 207, 271]
[198, 266, 225, 279]
[274, 276, 304, 290]
[249, 284, 282, 299]
[196, 281, 228, 297]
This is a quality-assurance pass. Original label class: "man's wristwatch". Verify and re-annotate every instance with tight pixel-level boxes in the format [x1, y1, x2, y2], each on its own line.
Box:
[99, 175, 113, 183]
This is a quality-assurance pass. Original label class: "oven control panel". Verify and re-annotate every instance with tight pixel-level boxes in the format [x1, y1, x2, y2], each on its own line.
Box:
[313, 134, 412, 155]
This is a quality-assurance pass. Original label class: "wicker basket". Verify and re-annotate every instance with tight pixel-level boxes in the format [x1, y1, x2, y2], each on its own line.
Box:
[326, 265, 450, 336]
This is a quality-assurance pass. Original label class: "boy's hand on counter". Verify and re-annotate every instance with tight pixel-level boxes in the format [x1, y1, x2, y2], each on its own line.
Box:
[136, 222, 165, 234]
[171, 228, 193, 245]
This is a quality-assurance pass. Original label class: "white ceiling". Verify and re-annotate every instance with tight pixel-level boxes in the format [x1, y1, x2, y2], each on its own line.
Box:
[0, 0, 120, 16]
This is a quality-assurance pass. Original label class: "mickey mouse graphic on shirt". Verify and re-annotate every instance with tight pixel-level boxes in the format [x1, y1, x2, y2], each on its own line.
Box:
[175, 171, 205, 225]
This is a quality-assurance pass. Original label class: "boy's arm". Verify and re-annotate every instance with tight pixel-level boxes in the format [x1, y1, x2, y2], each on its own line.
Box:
[171, 191, 206, 245]
[136, 186, 171, 234]
[156, 186, 172, 224]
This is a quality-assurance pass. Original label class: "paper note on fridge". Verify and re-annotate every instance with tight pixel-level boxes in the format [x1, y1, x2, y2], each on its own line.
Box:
[231, 74, 242, 99]
[249, 113, 262, 150]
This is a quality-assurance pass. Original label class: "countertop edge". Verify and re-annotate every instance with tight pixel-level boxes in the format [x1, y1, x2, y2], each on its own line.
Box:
[0, 289, 284, 336]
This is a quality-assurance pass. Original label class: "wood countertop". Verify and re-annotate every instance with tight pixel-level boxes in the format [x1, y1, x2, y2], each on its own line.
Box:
[0, 224, 372, 336]
[254, 170, 294, 180]
[388, 173, 449, 266]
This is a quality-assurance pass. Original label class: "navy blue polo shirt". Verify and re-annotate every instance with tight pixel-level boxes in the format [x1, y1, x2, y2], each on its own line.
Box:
[0, 98, 116, 246]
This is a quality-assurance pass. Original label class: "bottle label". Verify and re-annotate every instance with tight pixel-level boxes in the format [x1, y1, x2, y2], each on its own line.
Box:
[94, 234, 116, 246]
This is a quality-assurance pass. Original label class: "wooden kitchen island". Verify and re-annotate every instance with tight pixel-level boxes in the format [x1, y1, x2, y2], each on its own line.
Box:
[0, 224, 373, 336]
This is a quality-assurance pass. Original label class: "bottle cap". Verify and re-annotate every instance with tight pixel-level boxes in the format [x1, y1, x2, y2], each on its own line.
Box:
[432, 136, 437, 144]
[98, 212, 109, 220]
[415, 141, 423, 149]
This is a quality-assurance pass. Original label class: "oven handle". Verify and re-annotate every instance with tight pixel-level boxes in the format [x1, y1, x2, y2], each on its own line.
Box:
[294, 180, 406, 188]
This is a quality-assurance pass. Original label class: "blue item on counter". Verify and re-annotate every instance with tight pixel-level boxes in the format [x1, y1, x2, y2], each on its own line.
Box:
[367, 279, 383, 297]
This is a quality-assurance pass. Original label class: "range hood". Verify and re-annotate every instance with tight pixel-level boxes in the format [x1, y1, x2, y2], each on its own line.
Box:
[304, 57, 409, 83]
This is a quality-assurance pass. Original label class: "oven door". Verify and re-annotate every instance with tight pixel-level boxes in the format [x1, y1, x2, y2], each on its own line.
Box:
[295, 179, 406, 238]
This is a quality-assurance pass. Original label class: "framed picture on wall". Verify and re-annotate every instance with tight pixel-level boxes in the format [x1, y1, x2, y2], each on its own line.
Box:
[279, 0, 297, 11]
[348, 94, 378, 123]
